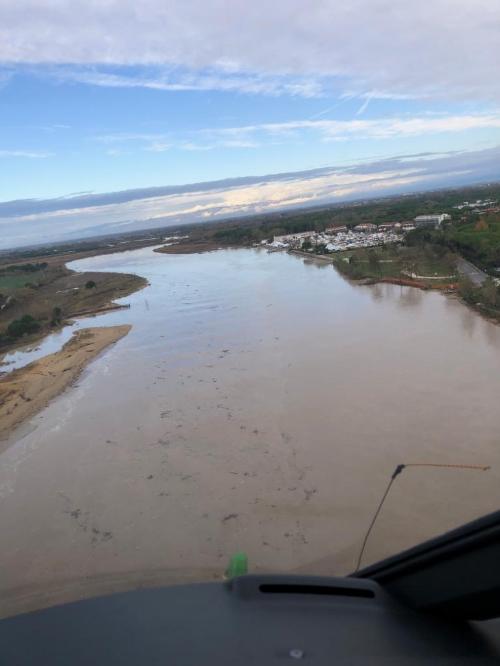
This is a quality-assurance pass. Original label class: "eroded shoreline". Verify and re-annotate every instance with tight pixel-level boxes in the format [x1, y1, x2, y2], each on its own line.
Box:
[0, 255, 147, 358]
[0, 325, 131, 443]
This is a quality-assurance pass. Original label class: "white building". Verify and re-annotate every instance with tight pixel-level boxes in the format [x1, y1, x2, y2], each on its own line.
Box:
[353, 223, 377, 233]
[273, 231, 313, 245]
[414, 214, 451, 228]
[325, 225, 348, 235]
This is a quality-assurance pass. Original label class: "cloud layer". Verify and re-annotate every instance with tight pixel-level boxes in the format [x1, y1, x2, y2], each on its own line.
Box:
[1, 1, 499, 101]
[95, 113, 500, 153]
[1, 147, 499, 249]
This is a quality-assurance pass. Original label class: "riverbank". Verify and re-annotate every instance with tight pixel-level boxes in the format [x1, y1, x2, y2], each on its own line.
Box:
[0, 256, 147, 356]
[154, 239, 226, 254]
[288, 249, 333, 262]
[289, 247, 458, 290]
[362, 276, 458, 290]
[331, 247, 500, 323]
[0, 325, 131, 443]
[330, 245, 459, 291]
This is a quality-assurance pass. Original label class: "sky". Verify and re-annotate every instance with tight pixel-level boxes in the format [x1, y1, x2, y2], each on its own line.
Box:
[1, 1, 500, 248]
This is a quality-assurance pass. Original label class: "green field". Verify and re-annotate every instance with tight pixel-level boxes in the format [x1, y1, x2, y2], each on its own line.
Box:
[0, 273, 36, 292]
[331, 245, 457, 284]
[0, 262, 50, 294]
[446, 214, 500, 271]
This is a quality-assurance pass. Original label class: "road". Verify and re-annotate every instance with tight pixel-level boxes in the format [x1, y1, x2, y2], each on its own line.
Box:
[456, 257, 488, 286]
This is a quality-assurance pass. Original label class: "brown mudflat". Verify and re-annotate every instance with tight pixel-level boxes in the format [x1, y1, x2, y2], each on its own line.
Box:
[0, 325, 131, 442]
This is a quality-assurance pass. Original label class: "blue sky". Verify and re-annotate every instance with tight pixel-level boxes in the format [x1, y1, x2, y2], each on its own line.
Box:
[1, 1, 500, 247]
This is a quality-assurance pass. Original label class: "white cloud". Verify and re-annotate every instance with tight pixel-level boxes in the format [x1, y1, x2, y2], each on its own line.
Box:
[145, 141, 171, 153]
[95, 112, 500, 152]
[96, 132, 167, 144]
[0, 1, 499, 101]
[105, 148, 130, 156]
[3, 144, 500, 248]
[215, 113, 500, 142]
[179, 142, 215, 152]
[0, 167, 426, 239]
[45, 67, 325, 97]
[220, 139, 259, 149]
[0, 149, 53, 158]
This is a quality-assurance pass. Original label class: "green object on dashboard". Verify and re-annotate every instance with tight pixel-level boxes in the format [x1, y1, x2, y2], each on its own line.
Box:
[225, 552, 248, 578]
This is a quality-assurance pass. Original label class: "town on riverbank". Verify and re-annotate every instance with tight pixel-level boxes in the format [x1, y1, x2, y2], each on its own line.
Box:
[268, 213, 459, 290]
[271, 214, 451, 252]
[255, 195, 500, 321]
[2, 182, 500, 362]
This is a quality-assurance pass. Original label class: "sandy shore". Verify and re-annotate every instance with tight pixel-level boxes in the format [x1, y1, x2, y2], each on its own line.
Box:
[0, 325, 131, 443]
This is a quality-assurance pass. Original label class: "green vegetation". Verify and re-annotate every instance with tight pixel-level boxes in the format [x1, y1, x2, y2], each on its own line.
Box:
[0, 262, 49, 292]
[405, 213, 500, 273]
[7, 314, 40, 338]
[0, 314, 41, 346]
[332, 223, 500, 320]
[0, 253, 146, 353]
[0, 262, 48, 274]
[0, 274, 34, 291]
[213, 212, 331, 244]
[446, 214, 500, 272]
[207, 183, 500, 247]
[457, 276, 500, 319]
[51, 306, 62, 327]
[332, 243, 457, 285]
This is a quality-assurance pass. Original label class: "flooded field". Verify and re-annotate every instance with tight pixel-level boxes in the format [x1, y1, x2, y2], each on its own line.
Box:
[2, 246, 500, 616]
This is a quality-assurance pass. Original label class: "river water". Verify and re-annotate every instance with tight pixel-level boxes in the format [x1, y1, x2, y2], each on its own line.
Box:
[1, 246, 500, 615]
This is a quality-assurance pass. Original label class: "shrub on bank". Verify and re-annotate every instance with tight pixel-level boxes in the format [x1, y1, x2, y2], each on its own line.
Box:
[0, 315, 41, 347]
[6, 314, 41, 339]
[51, 306, 62, 327]
[458, 276, 500, 310]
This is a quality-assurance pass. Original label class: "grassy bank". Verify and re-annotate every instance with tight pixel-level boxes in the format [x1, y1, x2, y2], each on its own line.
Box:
[327, 239, 500, 322]
[331, 244, 458, 289]
[0, 259, 147, 354]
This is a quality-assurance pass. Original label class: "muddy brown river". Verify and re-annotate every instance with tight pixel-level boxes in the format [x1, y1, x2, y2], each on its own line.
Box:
[1, 246, 500, 616]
